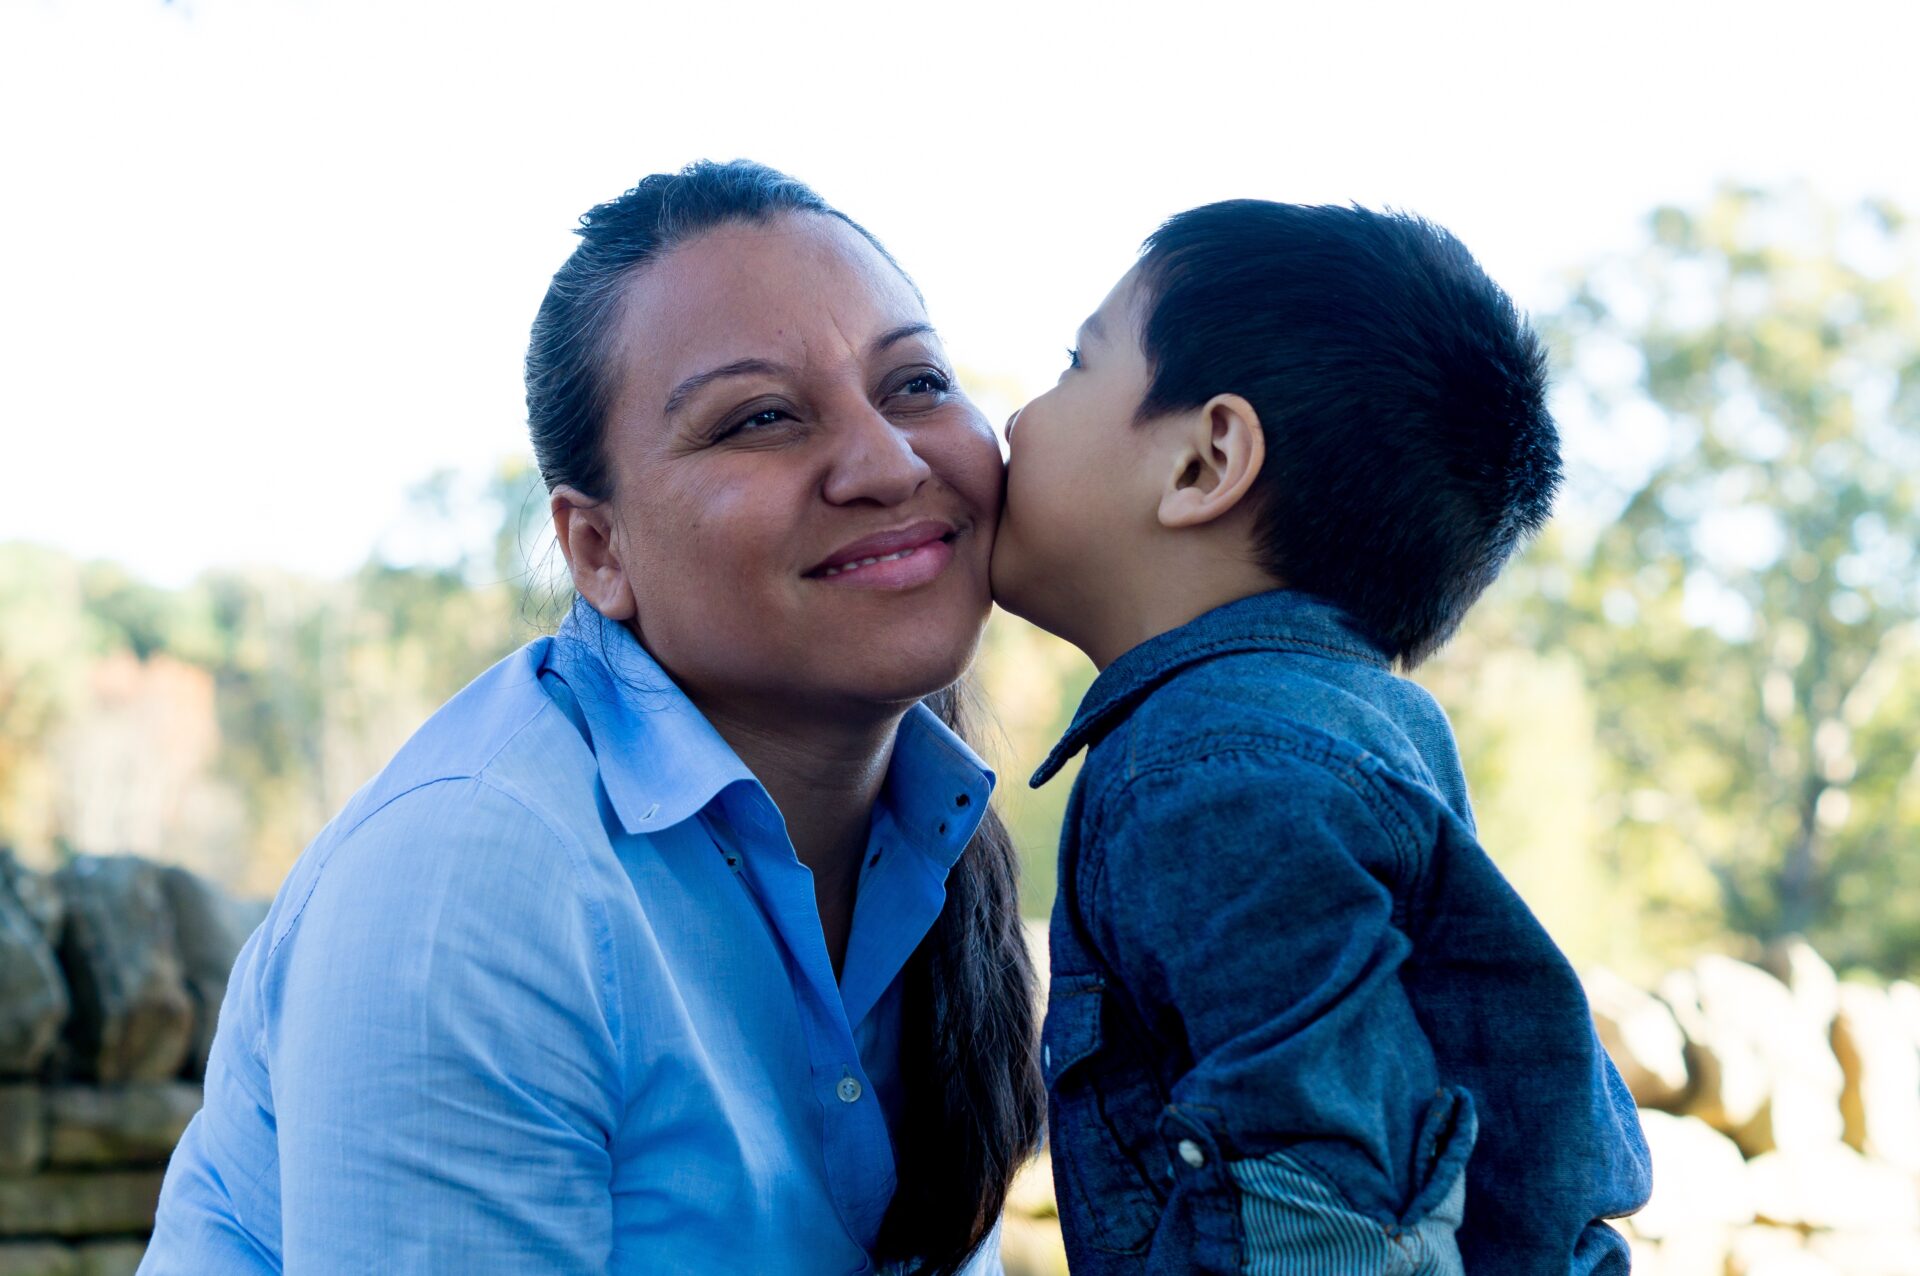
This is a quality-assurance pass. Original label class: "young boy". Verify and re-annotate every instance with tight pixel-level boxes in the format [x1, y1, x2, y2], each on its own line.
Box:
[993, 202, 1651, 1275]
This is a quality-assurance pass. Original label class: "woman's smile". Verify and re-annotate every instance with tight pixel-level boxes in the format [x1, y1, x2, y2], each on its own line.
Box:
[807, 519, 963, 589]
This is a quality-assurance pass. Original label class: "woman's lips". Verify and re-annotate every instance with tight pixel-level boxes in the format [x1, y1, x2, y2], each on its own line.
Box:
[806, 525, 960, 591]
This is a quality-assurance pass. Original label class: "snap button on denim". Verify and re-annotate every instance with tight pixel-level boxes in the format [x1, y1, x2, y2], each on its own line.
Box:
[1177, 1139, 1206, 1168]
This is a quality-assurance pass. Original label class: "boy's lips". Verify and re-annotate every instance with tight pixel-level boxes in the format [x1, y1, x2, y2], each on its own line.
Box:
[805, 520, 961, 590]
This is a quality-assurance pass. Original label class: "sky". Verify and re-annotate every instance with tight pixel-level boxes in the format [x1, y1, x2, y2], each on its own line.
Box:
[4, 0, 1917, 585]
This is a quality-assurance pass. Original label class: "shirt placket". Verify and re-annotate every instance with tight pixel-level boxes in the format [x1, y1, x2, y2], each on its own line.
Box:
[704, 793, 898, 1264]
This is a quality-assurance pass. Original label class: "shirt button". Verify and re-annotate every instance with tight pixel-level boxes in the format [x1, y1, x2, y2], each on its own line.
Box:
[1177, 1139, 1206, 1169]
[1043, 1044, 1051, 1071]
[837, 1075, 863, 1104]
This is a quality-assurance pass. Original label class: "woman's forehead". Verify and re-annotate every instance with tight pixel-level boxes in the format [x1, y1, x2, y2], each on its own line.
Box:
[611, 216, 930, 399]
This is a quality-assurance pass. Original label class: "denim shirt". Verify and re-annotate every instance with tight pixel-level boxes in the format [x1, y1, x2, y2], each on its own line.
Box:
[143, 598, 1001, 1275]
[1032, 591, 1650, 1275]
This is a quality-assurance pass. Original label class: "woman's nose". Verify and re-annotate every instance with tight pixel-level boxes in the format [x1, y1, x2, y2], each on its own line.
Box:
[1004, 410, 1019, 442]
[821, 403, 934, 507]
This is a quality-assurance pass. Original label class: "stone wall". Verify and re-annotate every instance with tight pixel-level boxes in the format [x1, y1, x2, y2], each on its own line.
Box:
[1593, 943, 1920, 1275]
[0, 851, 263, 1276]
[11, 863, 1919, 1276]
[999, 934, 1920, 1276]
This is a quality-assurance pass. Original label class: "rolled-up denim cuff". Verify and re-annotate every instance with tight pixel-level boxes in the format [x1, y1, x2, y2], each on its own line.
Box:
[1227, 1088, 1475, 1276]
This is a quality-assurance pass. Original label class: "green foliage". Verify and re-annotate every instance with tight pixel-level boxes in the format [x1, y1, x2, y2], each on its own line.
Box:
[1535, 184, 1920, 971]
[3, 185, 1918, 975]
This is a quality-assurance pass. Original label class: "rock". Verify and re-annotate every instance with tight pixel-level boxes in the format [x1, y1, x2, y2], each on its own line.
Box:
[73, 1241, 145, 1276]
[1806, 1231, 1920, 1276]
[0, 887, 68, 1077]
[1024, 918, 1049, 1013]
[1649, 1224, 1732, 1276]
[1631, 1112, 1753, 1240]
[999, 1212, 1069, 1276]
[1832, 982, 1920, 1172]
[1007, 1152, 1058, 1220]
[1748, 1142, 1920, 1232]
[1586, 967, 1691, 1109]
[1664, 956, 1844, 1156]
[1622, 1233, 1662, 1276]
[1889, 981, 1920, 1050]
[1727, 1224, 1810, 1275]
[53, 856, 193, 1083]
[159, 867, 263, 987]
[1779, 940, 1840, 1032]
[0, 853, 63, 948]
[1737, 1255, 1842, 1276]
[158, 867, 264, 1081]
[1661, 965, 1770, 1133]
[0, 1243, 79, 1276]
[0, 1086, 44, 1175]
[0, 1170, 166, 1238]
[46, 1082, 202, 1167]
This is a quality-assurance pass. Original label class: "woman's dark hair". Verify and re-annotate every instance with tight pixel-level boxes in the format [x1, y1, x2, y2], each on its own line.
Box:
[1134, 199, 1563, 667]
[525, 159, 1044, 1275]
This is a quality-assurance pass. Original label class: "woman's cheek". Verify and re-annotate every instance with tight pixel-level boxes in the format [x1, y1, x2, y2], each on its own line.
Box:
[940, 405, 1006, 522]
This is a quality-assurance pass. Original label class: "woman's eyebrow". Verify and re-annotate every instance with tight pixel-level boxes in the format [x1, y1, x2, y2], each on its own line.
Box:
[871, 322, 937, 354]
[664, 358, 789, 415]
[1079, 313, 1106, 345]
[664, 324, 937, 415]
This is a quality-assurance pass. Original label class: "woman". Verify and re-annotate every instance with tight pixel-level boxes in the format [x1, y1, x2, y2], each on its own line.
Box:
[142, 160, 1045, 1275]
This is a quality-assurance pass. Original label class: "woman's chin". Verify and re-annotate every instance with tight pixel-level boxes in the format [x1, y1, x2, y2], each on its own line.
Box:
[829, 617, 986, 711]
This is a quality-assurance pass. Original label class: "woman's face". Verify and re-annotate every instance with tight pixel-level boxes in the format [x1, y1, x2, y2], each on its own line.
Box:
[587, 214, 1002, 719]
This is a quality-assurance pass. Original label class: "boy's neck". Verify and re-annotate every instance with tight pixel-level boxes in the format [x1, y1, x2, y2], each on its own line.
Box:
[1079, 549, 1285, 671]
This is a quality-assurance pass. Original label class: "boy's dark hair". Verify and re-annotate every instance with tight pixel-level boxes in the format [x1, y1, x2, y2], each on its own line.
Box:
[1134, 200, 1562, 667]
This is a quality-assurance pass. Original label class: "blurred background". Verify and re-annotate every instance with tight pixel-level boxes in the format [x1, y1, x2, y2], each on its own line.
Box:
[3, 1, 1919, 1273]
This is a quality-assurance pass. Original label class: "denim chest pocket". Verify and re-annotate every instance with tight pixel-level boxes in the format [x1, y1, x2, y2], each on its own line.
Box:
[1043, 974, 1165, 1255]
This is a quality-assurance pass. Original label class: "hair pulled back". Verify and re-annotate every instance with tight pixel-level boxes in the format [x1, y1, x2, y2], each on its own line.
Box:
[525, 160, 1043, 1275]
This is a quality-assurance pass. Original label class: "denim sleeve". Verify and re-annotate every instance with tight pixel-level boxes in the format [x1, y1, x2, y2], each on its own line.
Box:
[1094, 748, 1474, 1273]
[261, 777, 621, 1272]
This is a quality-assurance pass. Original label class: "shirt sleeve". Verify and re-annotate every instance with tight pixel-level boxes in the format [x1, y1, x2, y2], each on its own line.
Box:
[259, 777, 622, 1273]
[1091, 746, 1473, 1273]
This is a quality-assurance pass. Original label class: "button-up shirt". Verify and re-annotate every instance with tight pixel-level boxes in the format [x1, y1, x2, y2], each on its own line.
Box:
[1034, 589, 1650, 1275]
[142, 598, 999, 1275]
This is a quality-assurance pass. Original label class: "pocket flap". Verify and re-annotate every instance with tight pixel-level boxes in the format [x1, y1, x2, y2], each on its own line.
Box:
[1043, 975, 1106, 1081]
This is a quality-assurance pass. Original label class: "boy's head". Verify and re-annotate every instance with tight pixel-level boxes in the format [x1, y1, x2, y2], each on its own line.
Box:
[990, 199, 1561, 669]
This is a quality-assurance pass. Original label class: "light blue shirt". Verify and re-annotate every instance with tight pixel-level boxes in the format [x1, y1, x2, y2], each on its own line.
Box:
[142, 599, 999, 1274]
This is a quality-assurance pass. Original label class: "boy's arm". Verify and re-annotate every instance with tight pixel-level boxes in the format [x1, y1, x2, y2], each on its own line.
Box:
[1092, 748, 1473, 1275]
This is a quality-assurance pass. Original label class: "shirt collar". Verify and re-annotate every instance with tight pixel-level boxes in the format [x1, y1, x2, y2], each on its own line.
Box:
[880, 699, 998, 869]
[1030, 588, 1389, 787]
[546, 597, 994, 846]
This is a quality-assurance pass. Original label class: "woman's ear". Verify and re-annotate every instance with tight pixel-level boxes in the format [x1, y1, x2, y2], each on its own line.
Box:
[551, 486, 638, 621]
[1156, 394, 1266, 530]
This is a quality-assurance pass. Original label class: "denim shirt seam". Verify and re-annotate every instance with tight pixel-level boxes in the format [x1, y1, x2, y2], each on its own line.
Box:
[1043, 628, 1392, 782]
[1114, 722, 1424, 882]
[1080, 735, 1424, 981]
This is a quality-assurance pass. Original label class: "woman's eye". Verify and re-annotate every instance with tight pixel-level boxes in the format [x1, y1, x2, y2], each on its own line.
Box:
[720, 407, 793, 439]
[1064, 346, 1082, 371]
[899, 370, 952, 396]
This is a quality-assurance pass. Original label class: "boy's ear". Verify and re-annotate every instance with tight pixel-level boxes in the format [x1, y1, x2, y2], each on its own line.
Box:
[1156, 393, 1266, 530]
[551, 486, 638, 621]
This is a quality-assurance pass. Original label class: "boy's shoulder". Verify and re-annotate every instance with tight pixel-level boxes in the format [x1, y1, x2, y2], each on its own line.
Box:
[1084, 645, 1471, 824]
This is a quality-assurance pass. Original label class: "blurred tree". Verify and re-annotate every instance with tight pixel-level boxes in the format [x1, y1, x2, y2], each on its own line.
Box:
[971, 610, 1095, 917]
[1544, 184, 1920, 971]
[0, 545, 90, 860]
